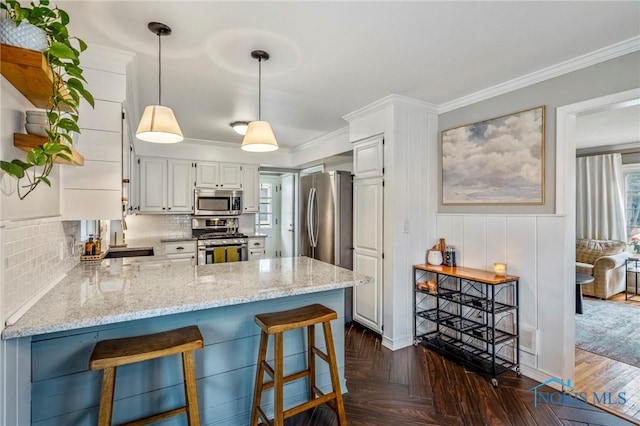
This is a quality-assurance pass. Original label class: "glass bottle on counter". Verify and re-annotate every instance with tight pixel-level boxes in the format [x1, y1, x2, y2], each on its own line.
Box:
[84, 235, 95, 256]
[95, 236, 102, 255]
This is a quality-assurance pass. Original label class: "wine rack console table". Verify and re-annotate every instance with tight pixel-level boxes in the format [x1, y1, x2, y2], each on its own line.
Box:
[413, 264, 520, 387]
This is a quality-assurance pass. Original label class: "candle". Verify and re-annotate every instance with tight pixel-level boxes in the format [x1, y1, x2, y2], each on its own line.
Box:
[493, 262, 507, 276]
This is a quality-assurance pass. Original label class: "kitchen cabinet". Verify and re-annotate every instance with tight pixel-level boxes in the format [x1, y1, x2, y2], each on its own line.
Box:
[351, 136, 384, 333]
[195, 162, 242, 189]
[242, 164, 260, 213]
[138, 157, 193, 214]
[413, 264, 520, 387]
[163, 240, 197, 266]
[353, 136, 384, 178]
[248, 236, 266, 260]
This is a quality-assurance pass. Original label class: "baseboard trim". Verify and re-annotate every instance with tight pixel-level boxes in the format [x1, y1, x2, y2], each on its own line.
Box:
[381, 334, 414, 351]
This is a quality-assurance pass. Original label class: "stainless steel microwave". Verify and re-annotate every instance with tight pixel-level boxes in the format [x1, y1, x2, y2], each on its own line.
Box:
[194, 189, 242, 216]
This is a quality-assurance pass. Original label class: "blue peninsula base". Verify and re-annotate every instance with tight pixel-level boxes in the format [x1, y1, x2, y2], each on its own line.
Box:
[28, 289, 346, 425]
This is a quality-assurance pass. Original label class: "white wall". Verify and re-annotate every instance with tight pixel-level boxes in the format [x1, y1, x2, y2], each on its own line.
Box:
[345, 95, 439, 350]
[0, 78, 61, 220]
[435, 214, 567, 376]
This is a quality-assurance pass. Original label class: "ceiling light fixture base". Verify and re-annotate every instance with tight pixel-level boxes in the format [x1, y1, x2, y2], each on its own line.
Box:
[251, 50, 270, 61]
[148, 22, 171, 37]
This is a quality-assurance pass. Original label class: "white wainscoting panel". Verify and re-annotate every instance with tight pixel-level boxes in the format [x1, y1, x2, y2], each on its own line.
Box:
[435, 214, 568, 374]
[536, 215, 568, 379]
[505, 216, 537, 330]
[485, 217, 507, 271]
[462, 216, 486, 269]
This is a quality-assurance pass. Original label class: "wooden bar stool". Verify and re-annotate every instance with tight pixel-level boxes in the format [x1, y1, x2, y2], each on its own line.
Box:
[89, 325, 203, 426]
[250, 304, 347, 426]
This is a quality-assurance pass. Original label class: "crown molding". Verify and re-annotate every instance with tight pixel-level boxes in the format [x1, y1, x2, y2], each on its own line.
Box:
[291, 126, 349, 153]
[439, 36, 640, 114]
[343, 94, 438, 122]
[81, 43, 135, 75]
[181, 137, 292, 153]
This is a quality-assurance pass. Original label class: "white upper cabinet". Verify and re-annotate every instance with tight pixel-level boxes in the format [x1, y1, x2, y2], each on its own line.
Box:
[195, 162, 242, 189]
[353, 136, 384, 178]
[242, 164, 260, 213]
[138, 157, 167, 213]
[167, 160, 194, 213]
[138, 157, 193, 214]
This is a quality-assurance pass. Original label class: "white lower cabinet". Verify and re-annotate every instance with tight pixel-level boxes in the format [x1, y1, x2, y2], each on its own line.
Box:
[248, 236, 266, 260]
[163, 240, 196, 266]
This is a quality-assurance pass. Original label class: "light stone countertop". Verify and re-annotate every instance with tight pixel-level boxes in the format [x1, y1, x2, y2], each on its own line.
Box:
[2, 256, 371, 339]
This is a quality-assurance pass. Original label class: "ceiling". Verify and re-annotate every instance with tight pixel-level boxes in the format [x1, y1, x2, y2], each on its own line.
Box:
[57, 1, 640, 150]
[576, 104, 640, 149]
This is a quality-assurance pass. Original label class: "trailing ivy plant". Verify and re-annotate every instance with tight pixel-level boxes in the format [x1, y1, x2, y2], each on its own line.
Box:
[0, 0, 94, 199]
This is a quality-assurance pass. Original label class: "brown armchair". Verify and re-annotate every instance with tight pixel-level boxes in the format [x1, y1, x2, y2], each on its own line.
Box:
[576, 239, 628, 299]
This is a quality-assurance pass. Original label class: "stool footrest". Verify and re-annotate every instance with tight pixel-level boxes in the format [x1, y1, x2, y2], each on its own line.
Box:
[311, 346, 330, 363]
[261, 368, 311, 391]
[120, 406, 186, 426]
[283, 392, 337, 419]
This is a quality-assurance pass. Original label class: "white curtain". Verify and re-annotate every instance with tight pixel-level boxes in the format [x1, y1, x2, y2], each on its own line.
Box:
[576, 153, 626, 241]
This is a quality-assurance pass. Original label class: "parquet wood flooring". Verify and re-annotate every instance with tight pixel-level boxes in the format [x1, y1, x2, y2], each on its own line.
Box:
[575, 348, 640, 422]
[288, 323, 637, 425]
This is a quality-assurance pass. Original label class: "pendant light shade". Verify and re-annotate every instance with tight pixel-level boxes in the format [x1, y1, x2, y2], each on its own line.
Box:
[136, 105, 183, 143]
[242, 50, 278, 152]
[136, 22, 183, 144]
[242, 121, 278, 152]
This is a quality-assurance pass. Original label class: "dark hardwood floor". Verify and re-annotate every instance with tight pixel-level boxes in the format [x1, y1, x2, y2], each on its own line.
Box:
[288, 323, 636, 426]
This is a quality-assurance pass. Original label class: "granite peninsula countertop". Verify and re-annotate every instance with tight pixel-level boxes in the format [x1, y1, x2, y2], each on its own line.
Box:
[2, 257, 370, 339]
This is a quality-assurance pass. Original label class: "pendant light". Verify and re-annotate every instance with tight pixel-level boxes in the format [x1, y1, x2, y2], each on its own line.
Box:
[241, 50, 279, 152]
[136, 22, 183, 144]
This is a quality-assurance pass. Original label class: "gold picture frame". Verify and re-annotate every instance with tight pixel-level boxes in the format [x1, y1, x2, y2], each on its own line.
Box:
[441, 106, 545, 205]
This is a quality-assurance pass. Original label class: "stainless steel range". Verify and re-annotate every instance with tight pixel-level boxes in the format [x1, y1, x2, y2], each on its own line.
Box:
[192, 217, 248, 265]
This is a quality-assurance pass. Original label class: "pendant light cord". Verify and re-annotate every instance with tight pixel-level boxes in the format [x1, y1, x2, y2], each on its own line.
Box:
[158, 31, 162, 105]
[258, 56, 262, 120]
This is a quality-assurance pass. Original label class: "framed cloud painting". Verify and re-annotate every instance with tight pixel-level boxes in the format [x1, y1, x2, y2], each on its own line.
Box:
[441, 106, 545, 205]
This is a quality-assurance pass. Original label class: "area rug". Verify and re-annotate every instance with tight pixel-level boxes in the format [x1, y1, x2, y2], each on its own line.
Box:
[575, 299, 640, 367]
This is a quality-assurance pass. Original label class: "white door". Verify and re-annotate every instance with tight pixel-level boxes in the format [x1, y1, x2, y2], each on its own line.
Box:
[195, 162, 219, 188]
[219, 163, 242, 189]
[167, 160, 193, 213]
[139, 157, 167, 212]
[280, 174, 295, 257]
[352, 177, 384, 333]
[257, 175, 281, 258]
[242, 164, 260, 213]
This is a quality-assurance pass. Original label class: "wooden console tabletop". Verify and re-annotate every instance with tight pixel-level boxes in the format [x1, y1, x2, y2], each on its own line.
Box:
[413, 264, 519, 285]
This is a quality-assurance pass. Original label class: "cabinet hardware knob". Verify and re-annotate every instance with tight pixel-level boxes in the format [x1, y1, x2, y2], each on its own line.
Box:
[176, 247, 184, 250]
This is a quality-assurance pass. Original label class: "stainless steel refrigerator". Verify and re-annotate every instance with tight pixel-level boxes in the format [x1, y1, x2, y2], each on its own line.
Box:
[300, 171, 354, 321]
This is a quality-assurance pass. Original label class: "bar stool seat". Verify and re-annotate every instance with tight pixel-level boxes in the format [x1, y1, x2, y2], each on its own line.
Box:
[89, 325, 203, 426]
[251, 304, 347, 426]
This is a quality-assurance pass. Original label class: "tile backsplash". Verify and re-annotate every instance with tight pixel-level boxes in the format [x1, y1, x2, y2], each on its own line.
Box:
[124, 213, 256, 240]
[123, 214, 192, 240]
[1, 218, 80, 323]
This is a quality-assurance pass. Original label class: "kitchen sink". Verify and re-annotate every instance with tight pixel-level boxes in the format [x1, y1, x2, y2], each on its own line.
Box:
[104, 247, 154, 258]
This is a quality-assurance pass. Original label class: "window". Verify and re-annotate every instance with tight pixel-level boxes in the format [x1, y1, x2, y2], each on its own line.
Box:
[623, 164, 640, 241]
[256, 183, 273, 228]
[80, 220, 99, 241]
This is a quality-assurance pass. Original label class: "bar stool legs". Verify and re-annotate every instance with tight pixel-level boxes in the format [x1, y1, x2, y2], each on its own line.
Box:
[89, 325, 203, 426]
[251, 304, 347, 426]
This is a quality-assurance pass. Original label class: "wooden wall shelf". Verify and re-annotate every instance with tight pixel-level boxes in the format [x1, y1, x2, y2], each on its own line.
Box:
[0, 44, 72, 111]
[14, 133, 84, 166]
